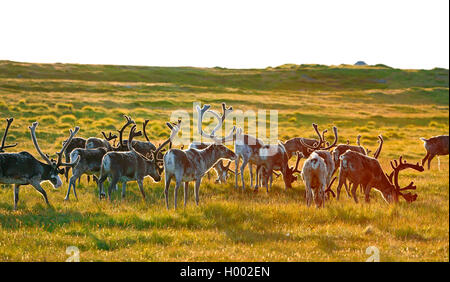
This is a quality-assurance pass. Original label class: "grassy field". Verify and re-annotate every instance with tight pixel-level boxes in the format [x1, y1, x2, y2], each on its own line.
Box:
[0, 60, 448, 262]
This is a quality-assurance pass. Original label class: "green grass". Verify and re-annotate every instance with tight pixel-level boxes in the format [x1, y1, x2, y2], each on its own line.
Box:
[0, 60, 448, 262]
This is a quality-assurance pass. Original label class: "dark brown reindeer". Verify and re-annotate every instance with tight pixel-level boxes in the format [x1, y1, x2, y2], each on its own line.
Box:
[97, 122, 172, 201]
[332, 135, 384, 199]
[0, 118, 18, 153]
[282, 128, 330, 159]
[64, 116, 134, 200]
[0, 122, 79, 209]
[163, 105, 237, 209]
[420, 135, 449, 170]
[336, 152, 424, 204]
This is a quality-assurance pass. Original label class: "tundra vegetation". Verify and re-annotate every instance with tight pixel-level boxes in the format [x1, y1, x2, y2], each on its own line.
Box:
[0, 60, 448, 261]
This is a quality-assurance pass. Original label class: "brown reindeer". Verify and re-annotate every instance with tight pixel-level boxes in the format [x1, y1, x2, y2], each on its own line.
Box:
[336, 152, 424, 204]
[420, 135, 449, 170]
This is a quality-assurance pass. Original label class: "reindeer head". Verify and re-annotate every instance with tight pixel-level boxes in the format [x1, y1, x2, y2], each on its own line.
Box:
[214, 160, 235, 184]
[29, 122, 81, 188]
[284, 151, 303, 188]
[383, 156, 424, 203]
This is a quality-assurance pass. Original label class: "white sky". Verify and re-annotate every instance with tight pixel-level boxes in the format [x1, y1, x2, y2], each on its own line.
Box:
[0, 0, 448, 69]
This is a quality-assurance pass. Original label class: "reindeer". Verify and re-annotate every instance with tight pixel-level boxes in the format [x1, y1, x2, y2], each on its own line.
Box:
[301, 152, 337, 208]
[97, 122, 170, 201]
[252, 142, 296, 192]
[0, 122, 79, 209]
[332, 135, 383, 199]
[64, 116, 134, 200]
[298, 124, 338, 207]
[420, 135, 449, 170]
[282, 128, 329, 159]
[234, 127, 265, 190]
[163, 104, 237, 209]
[336, 152, 424, 204]
[85, 130, 118, 150]
[189, 141, 236, 184]
[62, 136, 87, 183]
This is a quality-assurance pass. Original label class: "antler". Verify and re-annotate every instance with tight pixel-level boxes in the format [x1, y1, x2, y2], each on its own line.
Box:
[116, 115, 135, 148]
[356, 134, 361, 146]
[143, 119, 150, 142]
[29, 122, 53, 165]
[300, 124, 338, 151]
[102, 131, 118, 141]
[0, 118, 18, 152]
[153, 119, 181, 161]
[55, 126, 80, 167]
[373, 135, 383, 159]
[299, 124, 322, 150]
[127, 125, 143, 152]
[390, 156, 424, 203]
[197, 103, 236, 144]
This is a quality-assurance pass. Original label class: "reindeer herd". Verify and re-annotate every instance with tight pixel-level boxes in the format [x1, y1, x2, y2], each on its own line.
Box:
[0, 102, 449, 210]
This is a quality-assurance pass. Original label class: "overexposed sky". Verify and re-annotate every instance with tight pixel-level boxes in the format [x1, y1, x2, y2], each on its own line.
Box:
[0, 0, 448, 69]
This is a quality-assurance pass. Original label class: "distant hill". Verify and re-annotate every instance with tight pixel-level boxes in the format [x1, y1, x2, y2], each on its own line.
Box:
[0, 60, 448, 91]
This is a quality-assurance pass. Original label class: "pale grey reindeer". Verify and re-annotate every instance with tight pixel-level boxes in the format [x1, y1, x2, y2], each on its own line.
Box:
[336, 152, 424, 204]
[189, 141, 236, 184]
[420, 135, 449, 170]
[301, 151, 337, 208]
[63, 136, 87, 183]
[97, 122, 171, 201]
[0, 121, 80, 209]
[299, 124, 339, 207]
[163, 104, 237, 209]
[64, 115, 135, 200]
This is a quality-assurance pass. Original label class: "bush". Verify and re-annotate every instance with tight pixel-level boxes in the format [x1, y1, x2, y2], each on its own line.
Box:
[59, 114, 77, 124]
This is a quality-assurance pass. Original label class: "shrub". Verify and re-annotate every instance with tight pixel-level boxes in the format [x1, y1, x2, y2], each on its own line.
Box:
[59, 114, 77, 124]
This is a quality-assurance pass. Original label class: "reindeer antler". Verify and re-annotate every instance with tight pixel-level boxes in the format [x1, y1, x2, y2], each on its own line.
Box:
[153, 119, 181, 162]
[102, 131, 118, 141]
[300, 124, 338, 151]
[116, 115, 135, 149]
[143, 119, 150, 142]
[373, 135, 383, 159]
[0, 117, 18, 152]
[390, 156, 424, 203]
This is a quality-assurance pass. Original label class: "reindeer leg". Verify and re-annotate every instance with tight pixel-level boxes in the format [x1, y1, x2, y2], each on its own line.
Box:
[174, 179, 182, 210]
[364, 184, 370, 203]
[137, 179, 146, 200]
[66, 170, 81, 201]
[351, 182, 359, 204]
[121, 181, 127, 199]
[421, 152, 430, 167]
[108, 176, 119, 202]
[97, 174, 107, 200]
[164, 174, 172, 210]
[30, 181, 50, 206]
[344, 181, 351, 198]
[336, 172, 346, 201]
[194, 178, 202, 206]
[234, 155, 240, 189]
[427, 154, 436, 170]
[249, 163, 254, 189]
[184, 182, 189, 207]
[240, 158, 249, 190]
[13, 184, 20, 210]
